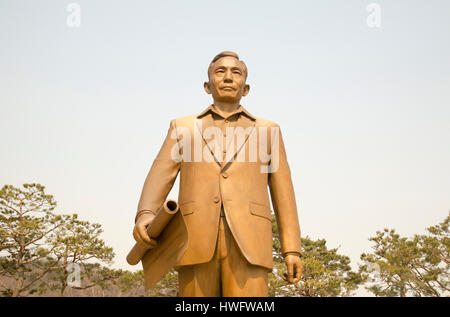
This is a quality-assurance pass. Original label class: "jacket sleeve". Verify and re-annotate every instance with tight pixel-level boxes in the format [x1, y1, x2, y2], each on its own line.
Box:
[268, 124, 302, 256]
[136, 120, 181, 222]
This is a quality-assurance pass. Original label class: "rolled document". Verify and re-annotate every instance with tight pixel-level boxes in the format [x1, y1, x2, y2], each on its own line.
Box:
[126, 200, 179, 265]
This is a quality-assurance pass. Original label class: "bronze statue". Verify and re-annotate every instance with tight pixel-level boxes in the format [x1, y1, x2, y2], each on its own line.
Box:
[132, 51, 302, 297]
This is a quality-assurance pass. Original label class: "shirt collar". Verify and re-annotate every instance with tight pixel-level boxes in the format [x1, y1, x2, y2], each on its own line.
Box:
[197, 104, 256, 121]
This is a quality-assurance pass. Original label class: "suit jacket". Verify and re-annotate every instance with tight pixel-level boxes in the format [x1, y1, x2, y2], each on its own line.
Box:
[136, 105, 301, 270]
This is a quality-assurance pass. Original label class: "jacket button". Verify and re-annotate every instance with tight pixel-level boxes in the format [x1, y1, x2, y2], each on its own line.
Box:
[222, 173, 228, 179]
[214, 197, 220, 203]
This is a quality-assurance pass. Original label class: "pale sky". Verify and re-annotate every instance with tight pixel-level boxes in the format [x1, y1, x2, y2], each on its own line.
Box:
[1, 0, 449, 296]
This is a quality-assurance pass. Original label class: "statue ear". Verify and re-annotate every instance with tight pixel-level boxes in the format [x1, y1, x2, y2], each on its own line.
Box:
[242, 84, 250, 97]
[204, 82, 211, 94]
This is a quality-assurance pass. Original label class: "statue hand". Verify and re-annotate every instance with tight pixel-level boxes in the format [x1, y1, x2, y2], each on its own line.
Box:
[133, 214, 158, 249]
[283, 254, 302, 284]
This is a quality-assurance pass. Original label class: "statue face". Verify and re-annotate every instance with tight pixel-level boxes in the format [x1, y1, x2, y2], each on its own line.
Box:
[204, 56, 250, 103]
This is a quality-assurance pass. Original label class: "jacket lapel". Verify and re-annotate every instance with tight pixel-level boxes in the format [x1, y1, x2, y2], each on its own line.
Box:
[222, 116, 255, 170]
[195, 113, 222, 168]
[195, 106, 256, 170]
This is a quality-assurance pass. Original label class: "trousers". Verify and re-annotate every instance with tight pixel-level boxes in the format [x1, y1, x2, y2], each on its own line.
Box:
[176, 205, 269, 297]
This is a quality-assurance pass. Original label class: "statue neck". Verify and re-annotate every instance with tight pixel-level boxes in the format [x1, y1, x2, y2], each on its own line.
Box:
[213, 101, 241, 118]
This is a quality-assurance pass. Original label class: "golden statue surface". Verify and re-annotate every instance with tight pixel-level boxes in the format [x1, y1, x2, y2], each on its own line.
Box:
[129, 51, 302, 297]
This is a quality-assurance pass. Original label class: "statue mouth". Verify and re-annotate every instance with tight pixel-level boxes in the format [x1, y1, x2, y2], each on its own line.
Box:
[221, 86, 236, 91]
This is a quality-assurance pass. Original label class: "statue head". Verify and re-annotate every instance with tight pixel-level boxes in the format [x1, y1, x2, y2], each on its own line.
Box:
[204, 51, 250, 104]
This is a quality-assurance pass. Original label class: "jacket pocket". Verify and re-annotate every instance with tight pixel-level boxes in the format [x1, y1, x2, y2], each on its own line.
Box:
[249, 202, 272, 221]
[180, 201, 195, 216]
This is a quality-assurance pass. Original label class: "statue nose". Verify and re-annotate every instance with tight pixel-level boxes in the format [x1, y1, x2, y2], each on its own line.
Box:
[224, 70, 233, 82]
